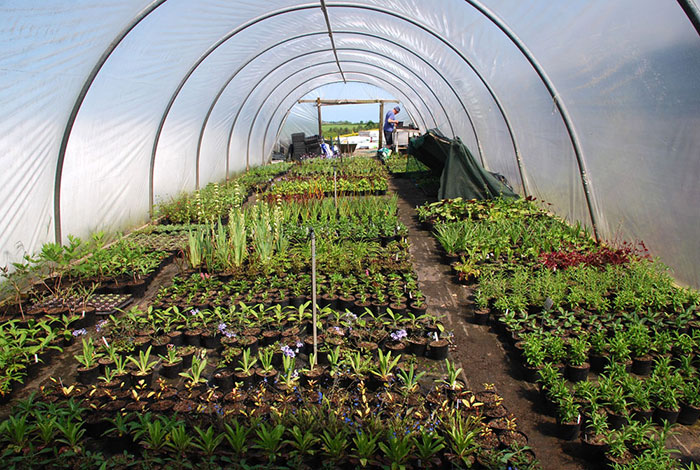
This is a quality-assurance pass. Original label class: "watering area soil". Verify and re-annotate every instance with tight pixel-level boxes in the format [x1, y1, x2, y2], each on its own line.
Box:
[389, 176, 700, 469]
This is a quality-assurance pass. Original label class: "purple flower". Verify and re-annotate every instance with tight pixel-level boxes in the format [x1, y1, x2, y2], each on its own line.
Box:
[295, 341, 304, 349]
[329, 326, 345, 336]
[72, 328, 87, 337]
[281, 345, 295, 358]
[190, 308, 200, 316]
[95, 320, 108, 332]
[390, 329, 407, 341]
[218, 322, 227, 332]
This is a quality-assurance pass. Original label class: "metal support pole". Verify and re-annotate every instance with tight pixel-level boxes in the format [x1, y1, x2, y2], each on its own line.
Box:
[311, 228, 318, 366]
[317, 97, 323, 139]
[378, 102, 384, 149]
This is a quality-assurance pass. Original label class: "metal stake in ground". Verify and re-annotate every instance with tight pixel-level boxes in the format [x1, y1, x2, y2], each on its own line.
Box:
[311, 227, 318, 366]
[333, 168, 338, 209]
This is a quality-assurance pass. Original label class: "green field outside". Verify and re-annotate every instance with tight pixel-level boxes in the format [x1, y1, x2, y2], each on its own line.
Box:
[322, 121, 378, 136]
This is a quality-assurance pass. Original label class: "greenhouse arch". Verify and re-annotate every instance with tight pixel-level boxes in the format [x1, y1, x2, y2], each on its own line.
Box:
[2, 2, 700, 468]
[1, 0, 698, 286]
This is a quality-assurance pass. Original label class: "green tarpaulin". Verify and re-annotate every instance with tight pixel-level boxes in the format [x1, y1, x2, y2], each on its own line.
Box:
[408, 130, 518, 200]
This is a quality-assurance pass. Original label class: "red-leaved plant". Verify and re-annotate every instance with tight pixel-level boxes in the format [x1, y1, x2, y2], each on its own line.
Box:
[539, 240, 649, 270]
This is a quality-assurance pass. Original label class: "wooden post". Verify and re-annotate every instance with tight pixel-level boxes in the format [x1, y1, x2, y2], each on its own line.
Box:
[317, 97, 323, 138]
[378, 102, 384, 150]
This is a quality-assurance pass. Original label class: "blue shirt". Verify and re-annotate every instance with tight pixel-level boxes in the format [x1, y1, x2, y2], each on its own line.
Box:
[384, 110, 396, 132]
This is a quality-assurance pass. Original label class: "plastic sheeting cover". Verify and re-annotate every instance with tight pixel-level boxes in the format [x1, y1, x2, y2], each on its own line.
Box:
[0, 0, 698, 288]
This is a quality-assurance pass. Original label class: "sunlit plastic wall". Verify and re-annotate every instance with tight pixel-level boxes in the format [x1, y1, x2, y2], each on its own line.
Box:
[0, 0, 698, 287]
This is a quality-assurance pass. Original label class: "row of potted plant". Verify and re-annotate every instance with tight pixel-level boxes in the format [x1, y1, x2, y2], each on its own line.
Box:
[260, 157, 389, 201]
[2, 236, 169, 323]
[156, 162, 293, 225]
[287, 156, 386, 178]
[0, 378, 539, 469]
[153, 265, 425, 313]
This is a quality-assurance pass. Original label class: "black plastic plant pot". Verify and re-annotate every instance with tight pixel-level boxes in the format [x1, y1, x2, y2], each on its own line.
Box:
[213, 368, 234, 391]
[300, 367, 326, 387]
[114, 372, 131, 388]
[84, 413, 110, 437]
[184, 330, 202, 347]
[565, 363, 590, 383]
[103, 432, 135, 455]
[130, 370, 153, 387]
[407, 338, 428, 357]
[179, 351, 194, 369]
[160, 360, 184, 379]
[168, 330, 184, 347]
[556, 419, 580, 441]
[126, 279, 148, 297]
[133, 337, 152, 354]
[233, 371, 255, 389]
[202, 332, 222, 350]
[631, 408, 653, 423]
[77, 365, 100, 385]
[580, 435, 609, 462]
[427, 340, 449, 360]
[239, 336, 259, 355]
[588, 353, 608, 373]
[262, 330, 281, 346]
[473, 308, 490, 325]
[607, 410, 628, 430]
[521, 364, 541, 383]
[631, 355, 654, 376]
[72, 307, 96, 328]
[409, 303, 427, 316]
[151, 339, 170, 357]
[677, 402, 700, 425]
[653, 406, 680, 425]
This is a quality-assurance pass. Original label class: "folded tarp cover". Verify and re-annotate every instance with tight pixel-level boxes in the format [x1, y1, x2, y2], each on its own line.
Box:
[408, 130, 518, 201]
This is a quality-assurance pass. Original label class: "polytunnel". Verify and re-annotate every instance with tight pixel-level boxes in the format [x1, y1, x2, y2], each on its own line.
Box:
[0, 0, 698, 287]
[3, 2, 700, 468]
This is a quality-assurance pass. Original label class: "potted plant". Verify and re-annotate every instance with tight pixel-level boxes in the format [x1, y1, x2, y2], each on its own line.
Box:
[520, 334, 546, 383]
[127, 345, 158, 386]
[234, 348, 257, 389]
[622, 375, 653, 422]
[427, 328, 449, 360]
[588, 330, 609, 373]
[75, 337, 102, 384]
[371, 349, 400, 387]
[159, 344, 183, 379]
[566, 337, 590, 383]
[628, 323, 654, 376]
[384, 329, 408, 354]
[651, 374, 682, 425]
[603, 430, 632, 467]
[556, 393, 581, 440]
[177, 344, 196, 369]
[437, 359, 465, 395]
[179, 351, 208, 391]
[256, 348, 278, 384]
[678, 377, 700, 425]
[580, 407, 610, 461]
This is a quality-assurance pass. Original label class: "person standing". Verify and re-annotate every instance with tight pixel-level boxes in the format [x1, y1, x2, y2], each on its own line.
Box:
[383, 106, 400, 150]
